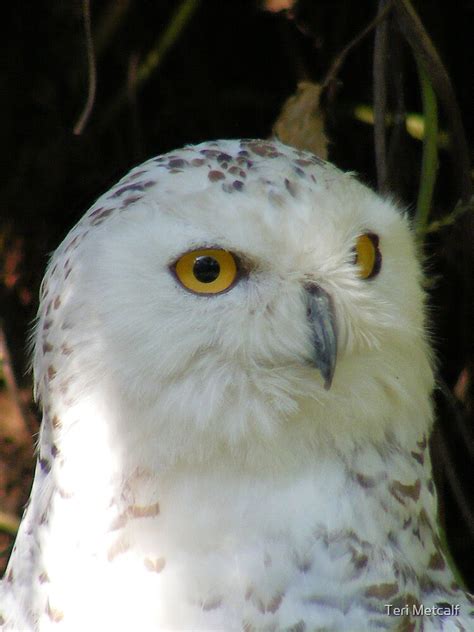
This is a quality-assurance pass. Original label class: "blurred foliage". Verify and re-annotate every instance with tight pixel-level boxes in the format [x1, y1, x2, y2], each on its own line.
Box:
[0, 0, 473, 586]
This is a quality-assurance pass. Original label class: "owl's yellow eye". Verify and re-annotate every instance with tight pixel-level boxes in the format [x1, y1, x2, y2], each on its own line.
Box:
[354, 233, 381, 279]
[173, 248, 238, 295]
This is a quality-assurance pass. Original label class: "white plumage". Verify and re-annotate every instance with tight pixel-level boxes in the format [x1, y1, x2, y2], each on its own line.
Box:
[1, 139, 472, 630]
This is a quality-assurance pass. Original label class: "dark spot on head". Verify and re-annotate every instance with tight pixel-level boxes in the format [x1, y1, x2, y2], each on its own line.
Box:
[110, 183, 148, 199]
[91, 209, 114, 225]
[127, 169, 148, 181]
[89, 206, 106, 218]
[232, 180, 244, 191]
[47, 365, 57, 380]
[236, 157, 253, 168]
[228, 166, 246, 178]
[217, 152, 232, 163]
[208, 170, 226, 182]
[168, 158, 188, 169]
[65, 234, 81, 252]
[191, 158, 206, 167]
[200, 149, 220, 158]
[53, 296, 61, 310]
[121, 195, 143, 207]
[243, 140, 282, 158]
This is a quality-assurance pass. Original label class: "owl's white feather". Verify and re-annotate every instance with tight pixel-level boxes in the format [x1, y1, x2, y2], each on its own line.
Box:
[1, 139, 472, 630]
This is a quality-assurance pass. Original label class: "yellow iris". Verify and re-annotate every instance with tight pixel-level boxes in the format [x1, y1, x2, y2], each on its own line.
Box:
[354, 233, 380, 279]
[174, 248, 238, 295]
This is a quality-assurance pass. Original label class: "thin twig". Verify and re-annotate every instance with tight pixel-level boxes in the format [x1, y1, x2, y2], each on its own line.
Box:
[73, 0, 97, 135]
[414, 59, 439, 233]
[321, 1, 395, 92]
[435, 421, 474, 540]
[424, 196, 474, 234]
[386, 27, 406, 191]
[0, 323, 31, 439]
[128, 53, 145, 161]
[101, 0, 201, 125]
[373, 0, 390, 193]
[393, 0, 472, 203]
[95, 0, 131, 58]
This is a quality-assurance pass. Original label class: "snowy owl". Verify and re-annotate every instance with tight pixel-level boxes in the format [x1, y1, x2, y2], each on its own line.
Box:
[1, 139, 473, 631]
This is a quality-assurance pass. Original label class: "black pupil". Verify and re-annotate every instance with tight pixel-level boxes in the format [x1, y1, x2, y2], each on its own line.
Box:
[193, 256, 220, 283]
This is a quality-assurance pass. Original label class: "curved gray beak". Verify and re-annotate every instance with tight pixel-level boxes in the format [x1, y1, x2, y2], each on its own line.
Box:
[304, 284, 338, 390]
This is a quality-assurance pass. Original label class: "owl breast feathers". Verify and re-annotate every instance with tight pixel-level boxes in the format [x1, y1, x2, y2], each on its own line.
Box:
[1, 139, 472, 631]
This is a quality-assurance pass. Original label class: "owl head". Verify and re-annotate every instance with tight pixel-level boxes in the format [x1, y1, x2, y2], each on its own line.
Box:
[35, 139, 434, 472]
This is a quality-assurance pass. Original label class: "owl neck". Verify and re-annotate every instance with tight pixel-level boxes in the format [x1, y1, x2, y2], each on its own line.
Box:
[30, 394, 439, 545]
[7, 388, 449, 630]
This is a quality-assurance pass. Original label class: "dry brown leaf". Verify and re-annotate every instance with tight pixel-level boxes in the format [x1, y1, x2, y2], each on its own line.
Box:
[273, 82, 329, 160]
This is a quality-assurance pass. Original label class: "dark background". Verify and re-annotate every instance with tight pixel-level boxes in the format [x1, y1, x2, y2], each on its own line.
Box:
[0, 0, 473, 589]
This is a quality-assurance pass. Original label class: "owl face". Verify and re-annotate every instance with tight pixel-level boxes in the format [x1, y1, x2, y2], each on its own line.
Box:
[39, 140, 433, 468]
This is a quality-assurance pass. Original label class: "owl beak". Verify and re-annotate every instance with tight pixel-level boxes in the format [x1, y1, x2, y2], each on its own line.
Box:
[304, 283, 338, 390]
